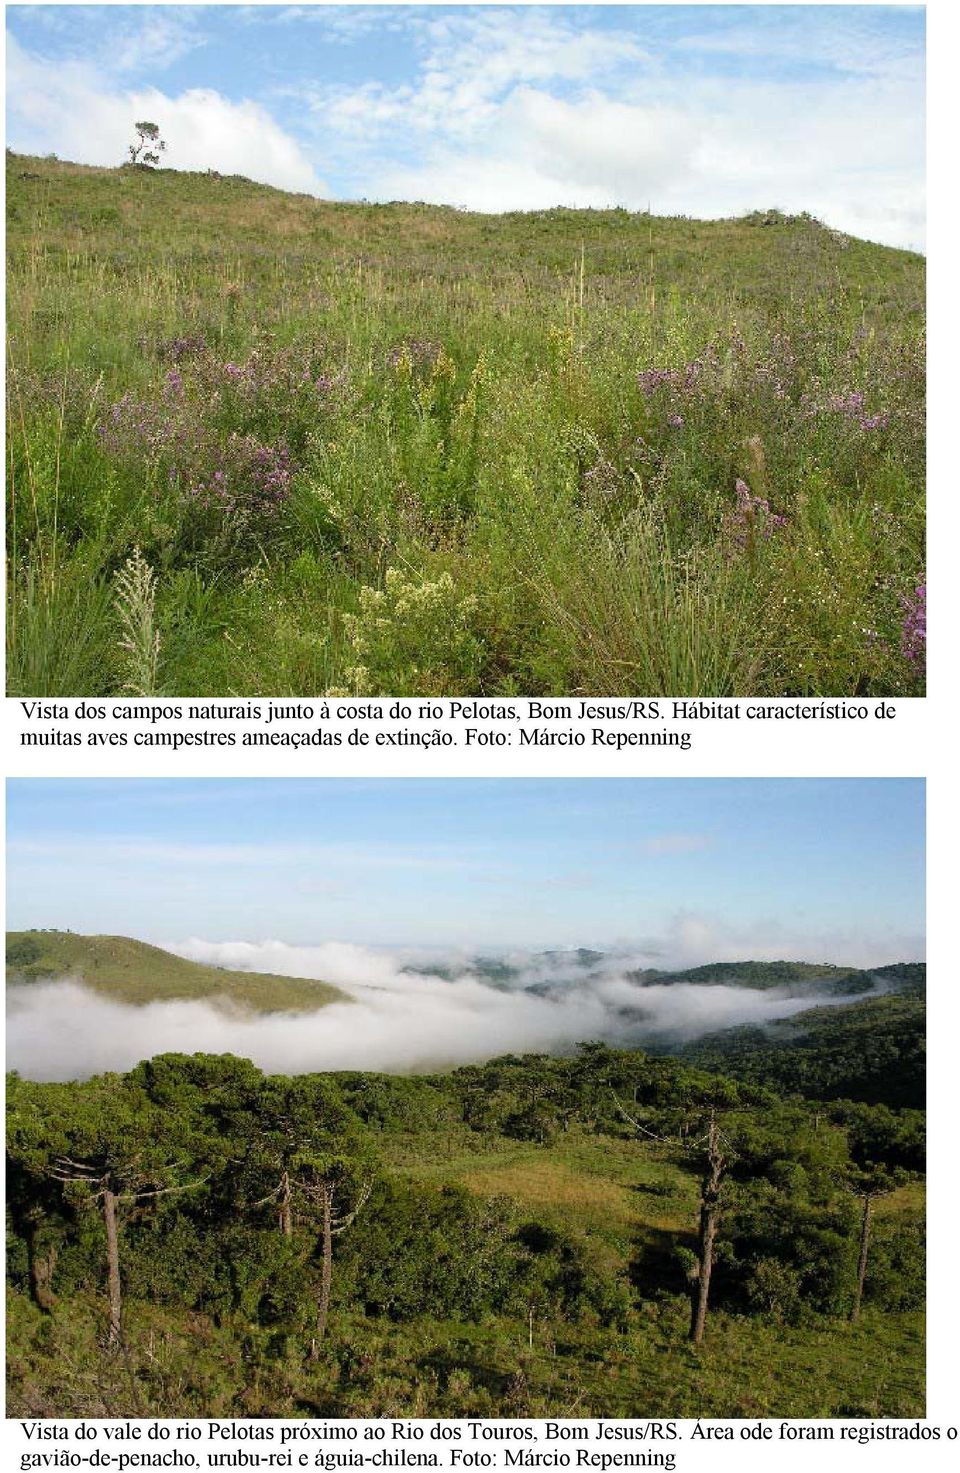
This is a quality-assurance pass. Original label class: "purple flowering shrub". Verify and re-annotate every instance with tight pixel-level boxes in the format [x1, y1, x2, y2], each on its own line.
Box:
[214, 345, 341, 451]
[629, 324, 917, 528]
[161, 334, 209, 364]
[94, 341, 346, 565]
[900, 583, 926, 671]
[636, 332, 800, 429]
[186, 435, 294, 518]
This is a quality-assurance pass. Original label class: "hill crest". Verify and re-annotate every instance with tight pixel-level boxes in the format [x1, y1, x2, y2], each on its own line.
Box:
[5, 930, 348, 1014]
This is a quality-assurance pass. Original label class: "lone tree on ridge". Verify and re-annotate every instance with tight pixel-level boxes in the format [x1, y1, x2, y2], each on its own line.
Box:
[128, 121, 167, 168]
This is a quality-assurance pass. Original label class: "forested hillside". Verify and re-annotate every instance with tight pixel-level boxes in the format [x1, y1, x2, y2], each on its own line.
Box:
[678, 992, 925, 1109]
[632, 960, 875, 992]
[7, 1027, 924, 1418]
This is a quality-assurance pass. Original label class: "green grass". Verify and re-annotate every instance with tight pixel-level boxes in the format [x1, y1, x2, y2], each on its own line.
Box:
[5, 930, 348, 1013]
[6, 154, 925, 696]
[4, 1287, 923, 1419]
[385, 1127, 695, 1237]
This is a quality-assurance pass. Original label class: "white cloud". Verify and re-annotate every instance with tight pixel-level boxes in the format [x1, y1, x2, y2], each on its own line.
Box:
[170, 913, 922, 984]
[363, 72, 923, 247]
[671, 8, 922, 82]
[302, 9, 923, 248]
[6, 33, 328, 196]
[5, 7, 924, 247]
[310, 7, 648, 145]
[7, 923, 920, 1081]
[101, 10, 206, 76]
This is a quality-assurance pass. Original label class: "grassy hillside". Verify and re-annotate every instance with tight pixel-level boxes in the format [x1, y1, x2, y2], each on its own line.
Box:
[5, 930, 347, 1013]
[6, 154, 924, 696]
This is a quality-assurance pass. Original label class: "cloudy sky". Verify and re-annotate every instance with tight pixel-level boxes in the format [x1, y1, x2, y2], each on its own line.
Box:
[6, 778, 925, 963]
[5, 4, 925, 248]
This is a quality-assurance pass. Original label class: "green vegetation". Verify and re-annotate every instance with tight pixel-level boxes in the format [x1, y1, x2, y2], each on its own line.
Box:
[7, 1024, 924, 1417]
[679, 991, 925, 1110]
[5, 931, 347, 1013]
[7, 154, 925, 696]
[632, 959, 876, 993]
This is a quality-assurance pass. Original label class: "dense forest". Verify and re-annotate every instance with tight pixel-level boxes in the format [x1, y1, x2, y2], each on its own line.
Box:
[677, 990, 926, 1111]
[6, 974, 925, 1418]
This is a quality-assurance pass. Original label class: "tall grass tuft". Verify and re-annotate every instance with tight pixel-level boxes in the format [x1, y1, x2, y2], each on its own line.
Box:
[520, 509, 767, 695]
[113, 546, 162, 696]
[7, 552, 115, 696]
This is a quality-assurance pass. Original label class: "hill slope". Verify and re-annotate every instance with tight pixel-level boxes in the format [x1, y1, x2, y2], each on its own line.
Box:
[6, 153, 925, 698]
[5, 931, 348, 1014]
[677, 988, 925, 1108]
[627, 959, 877, 993]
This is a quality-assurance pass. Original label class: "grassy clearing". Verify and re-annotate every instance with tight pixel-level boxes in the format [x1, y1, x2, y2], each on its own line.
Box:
[390, 1129, 694, 1236]
[5, 930, 347, 1012]
[7, 155, 925, 695]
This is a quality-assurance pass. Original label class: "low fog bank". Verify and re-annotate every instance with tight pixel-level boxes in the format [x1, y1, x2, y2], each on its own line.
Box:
[5, 938, 899, 1082]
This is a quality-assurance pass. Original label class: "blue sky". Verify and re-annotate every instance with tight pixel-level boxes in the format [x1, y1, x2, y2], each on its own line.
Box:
[5, 5, 925, 248]
[6, 779, 925, 962]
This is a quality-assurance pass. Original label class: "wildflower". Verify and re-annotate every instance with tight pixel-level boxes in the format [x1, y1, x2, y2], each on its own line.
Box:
[901, 583, 926, 668]
[388, 339, 443, 373]
[637, 367, 673, 396]
[827, 390, 865, 417]
[163, 334, 207, 363]
[668, 414, 684, 428]
[723, 477, 788, 550]
[682, 359, 702, 391]
[583, 456, 620, 497]
[811, 389, 889, 432]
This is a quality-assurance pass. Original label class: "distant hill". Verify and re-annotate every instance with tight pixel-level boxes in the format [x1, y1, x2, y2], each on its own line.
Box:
[676, 986, 925, 1109]
[628, 960, 877, 994]
[872, 961, 926, 994]
[411, 953, 915, 998]
[5, 931, 348, 1014]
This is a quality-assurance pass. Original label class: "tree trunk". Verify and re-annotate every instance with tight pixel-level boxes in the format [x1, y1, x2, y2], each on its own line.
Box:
[102, 1187, 123, 1346]
[315, 1187, 334, 1349]
[688, 1116, 724, 1346]
[689, 1193, 720, 1344]
[279, 1172, 292, 1237]
[851, 1195, 872, 1323]
[27, 1218, 58, 1313]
